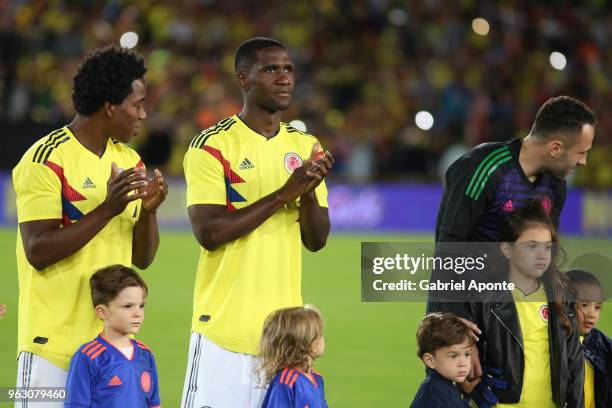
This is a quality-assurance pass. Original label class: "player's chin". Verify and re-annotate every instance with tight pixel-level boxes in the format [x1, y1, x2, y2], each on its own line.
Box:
[453, 373, 469, 383]
[114, 134, 133, 144]
[272, 98, 291, 111]
[127, 323, 143, 333]
[528, 266, 546, 277]
[551, 169, 570, 180]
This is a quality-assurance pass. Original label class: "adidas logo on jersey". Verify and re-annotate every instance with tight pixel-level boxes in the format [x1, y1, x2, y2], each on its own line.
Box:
[108, 375, 122, 386]
[82, 177, 96, 189]
[239, 158, 255, 170]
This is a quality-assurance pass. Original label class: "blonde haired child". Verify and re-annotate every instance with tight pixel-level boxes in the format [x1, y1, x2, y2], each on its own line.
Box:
[259, 305, 328, 408]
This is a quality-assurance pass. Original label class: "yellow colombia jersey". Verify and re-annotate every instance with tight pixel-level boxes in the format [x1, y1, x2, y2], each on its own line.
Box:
[498, 285, 554, 408]
[581, 336, 595, 408]
[184, 115, 328, 355]
[13, 126, 143, 370]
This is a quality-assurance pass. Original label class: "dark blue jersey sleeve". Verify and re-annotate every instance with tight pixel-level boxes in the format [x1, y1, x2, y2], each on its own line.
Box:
[317, 374, 328, 408]
[551, 180, 566, 229]
[148, 352, 161, 407]
[435, 151, 496, 242]
[262, 382, 294, 408]
[65, 350, 94, 408]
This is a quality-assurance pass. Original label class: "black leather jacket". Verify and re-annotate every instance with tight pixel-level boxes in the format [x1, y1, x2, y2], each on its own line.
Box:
[467, 283, 584, 408]
[584, 328, 612, 408]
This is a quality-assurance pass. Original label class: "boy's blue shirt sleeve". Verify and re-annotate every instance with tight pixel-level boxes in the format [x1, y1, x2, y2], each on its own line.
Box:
[265, 382, 294, 407]
[315, 373, 328, 408]
[263, 370, 327, 408]
[148, 352, 161, 407]
[293, 383, 311, 408]
[64, 350, 94, 408]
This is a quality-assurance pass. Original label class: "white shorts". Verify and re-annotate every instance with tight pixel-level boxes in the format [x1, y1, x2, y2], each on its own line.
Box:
[15, 352, 68, 408]
[181, 332, 267, 408]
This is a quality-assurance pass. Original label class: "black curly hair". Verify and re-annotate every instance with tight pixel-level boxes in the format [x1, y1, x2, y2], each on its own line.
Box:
[72, 46, 147, 116]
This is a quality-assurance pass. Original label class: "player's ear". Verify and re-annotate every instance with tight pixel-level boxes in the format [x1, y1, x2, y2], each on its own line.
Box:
[422, 353, 436, 369]
[309, 338, 319, 355]
[94, 304, 108, 320]
[500, 242, 513, 260]
[104, 101, 114, 118]
[236, 72, 249, 92]
[547, 140, 564, 158]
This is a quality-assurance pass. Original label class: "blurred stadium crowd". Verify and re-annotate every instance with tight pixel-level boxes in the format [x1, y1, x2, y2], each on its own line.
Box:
[1, 0, 612, 186]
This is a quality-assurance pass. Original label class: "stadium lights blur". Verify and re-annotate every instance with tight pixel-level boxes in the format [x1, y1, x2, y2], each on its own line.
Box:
[289, 120, 307, 132]
[415, 111, 434, 131]
[120, 32, 139, 49]
[472, 18, 490, 36]
[549, 51, 567, 70]
[388, 8, 408, 26]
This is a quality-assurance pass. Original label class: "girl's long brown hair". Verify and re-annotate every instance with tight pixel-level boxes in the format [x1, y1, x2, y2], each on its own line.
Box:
[257, 305, 324, 385]
[498, 199, 572, 335]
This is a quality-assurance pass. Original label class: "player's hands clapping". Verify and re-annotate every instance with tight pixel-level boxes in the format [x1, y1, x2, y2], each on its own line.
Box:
[104, 162, 148, 217]
[303, 142, 334, 195]
[278, 143, 334, 203]
[140, 168, 168, 212]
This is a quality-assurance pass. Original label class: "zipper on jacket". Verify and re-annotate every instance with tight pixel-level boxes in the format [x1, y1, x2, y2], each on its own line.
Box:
[491, 306, 524, 351]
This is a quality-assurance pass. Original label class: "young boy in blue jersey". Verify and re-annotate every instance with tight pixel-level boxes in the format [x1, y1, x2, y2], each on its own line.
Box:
[567, 269, 612, 408]
[65, 265, 160, 408]
[411, 313, 476, 408]
[259, 305, 328, 408]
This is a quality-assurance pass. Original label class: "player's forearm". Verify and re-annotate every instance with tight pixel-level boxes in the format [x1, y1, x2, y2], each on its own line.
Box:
[299, 192, 329, 252]
[132, 209, 160, 269]
[190, 192, 288, 251]
[22, 204, 115, 270]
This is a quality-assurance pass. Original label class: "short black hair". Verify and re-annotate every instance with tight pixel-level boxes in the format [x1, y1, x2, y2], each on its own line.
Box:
[234, 37, 285, 73]
[72, 46, 147, 116]
[530, 96, 597, 142]
[566, 269, 603, 291]
[90, 264, 148, 307]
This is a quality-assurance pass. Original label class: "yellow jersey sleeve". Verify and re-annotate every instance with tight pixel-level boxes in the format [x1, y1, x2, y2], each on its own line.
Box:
[13, 161, 62, 222]
[184, 146, 227, 207]
[312, 138, 329, 208]
[314, 178, 328, 208]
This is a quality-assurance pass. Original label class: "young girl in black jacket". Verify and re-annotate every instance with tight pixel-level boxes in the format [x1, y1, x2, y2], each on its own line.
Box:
[467, 200, 583, 408]
[567, 269, 612, 408]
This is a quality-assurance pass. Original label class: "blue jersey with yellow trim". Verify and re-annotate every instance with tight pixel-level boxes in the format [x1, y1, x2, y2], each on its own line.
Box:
[262, 368, 328, 408]
[65, 335, 160, 408]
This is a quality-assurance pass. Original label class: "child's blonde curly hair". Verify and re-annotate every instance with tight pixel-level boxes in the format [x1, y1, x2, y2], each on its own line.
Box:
[257, 305, 324, 385]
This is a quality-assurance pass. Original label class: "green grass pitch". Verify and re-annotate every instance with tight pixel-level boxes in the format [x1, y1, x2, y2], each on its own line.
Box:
[0, 228, 610, 406]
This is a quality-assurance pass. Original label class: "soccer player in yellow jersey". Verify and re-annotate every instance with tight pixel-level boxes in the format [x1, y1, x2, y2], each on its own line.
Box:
[12, 46, 167, 406]
[181, 37, 333, 408]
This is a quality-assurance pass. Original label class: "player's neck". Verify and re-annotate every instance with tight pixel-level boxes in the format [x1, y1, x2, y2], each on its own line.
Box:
[102, 327, 133, 349]
[519, 136, 545, 182]
[508, 268, 539, 295]
[238, 106, 282, 138]
[68, 114, 109, 157]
